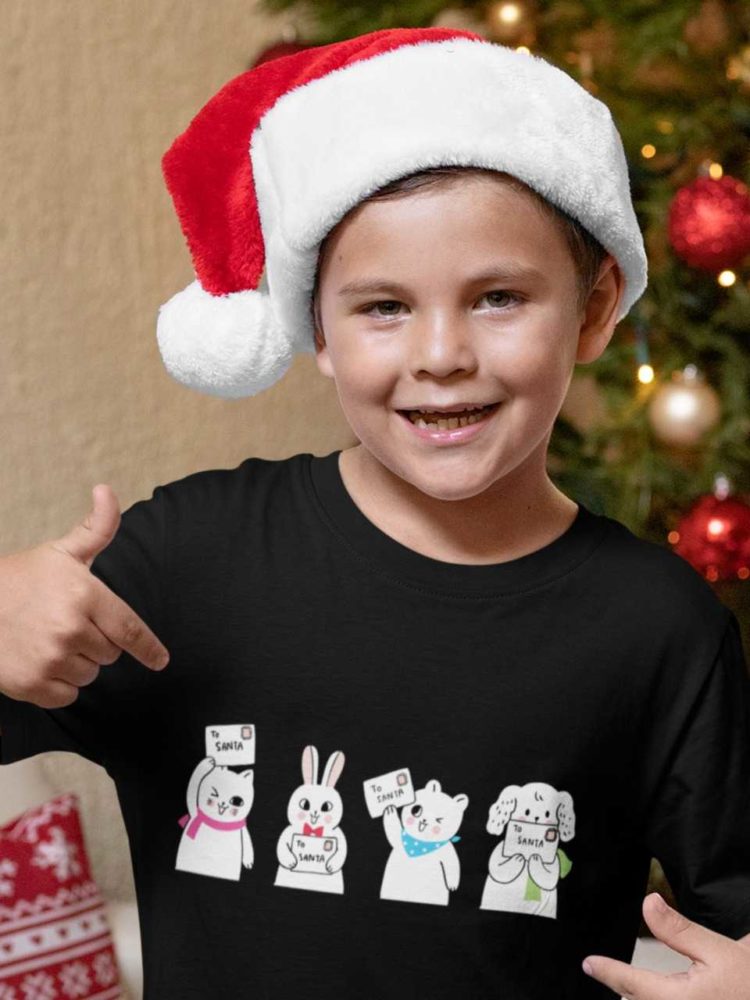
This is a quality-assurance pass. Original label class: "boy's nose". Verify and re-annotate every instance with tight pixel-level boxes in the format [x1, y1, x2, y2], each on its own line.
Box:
[406, 314, 478, 376]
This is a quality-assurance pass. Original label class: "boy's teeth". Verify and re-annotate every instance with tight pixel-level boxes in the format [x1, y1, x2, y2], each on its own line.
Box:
[406, 404, 494, 429]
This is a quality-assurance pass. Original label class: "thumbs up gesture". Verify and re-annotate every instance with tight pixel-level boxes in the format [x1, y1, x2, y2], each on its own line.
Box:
[0, 485, 169, 710]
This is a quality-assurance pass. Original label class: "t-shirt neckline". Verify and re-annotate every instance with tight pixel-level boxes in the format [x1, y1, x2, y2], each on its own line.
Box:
[307, 449, 610, 597]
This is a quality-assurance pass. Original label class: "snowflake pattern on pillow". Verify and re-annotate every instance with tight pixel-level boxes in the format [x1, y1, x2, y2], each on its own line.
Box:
[0, 792, 123, 998]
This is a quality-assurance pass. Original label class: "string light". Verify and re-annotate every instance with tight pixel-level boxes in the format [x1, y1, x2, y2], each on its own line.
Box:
[494, 2, 522, 25]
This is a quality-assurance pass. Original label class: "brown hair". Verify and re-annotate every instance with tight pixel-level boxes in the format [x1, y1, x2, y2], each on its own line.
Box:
[310, 165, 609, 332]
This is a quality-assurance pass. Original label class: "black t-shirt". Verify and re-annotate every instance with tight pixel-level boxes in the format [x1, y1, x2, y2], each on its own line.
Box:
[1, 449, 749, 1000]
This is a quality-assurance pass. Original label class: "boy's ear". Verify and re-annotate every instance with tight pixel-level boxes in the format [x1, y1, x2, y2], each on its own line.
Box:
[575, 255, 626, 365]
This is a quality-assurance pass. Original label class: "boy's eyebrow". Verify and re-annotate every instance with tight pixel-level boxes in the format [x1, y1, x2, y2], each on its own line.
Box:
[336, 262, 546, 298]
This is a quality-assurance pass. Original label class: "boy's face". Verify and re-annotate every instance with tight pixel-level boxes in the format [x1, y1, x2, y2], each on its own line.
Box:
[313, 175, 624, 501]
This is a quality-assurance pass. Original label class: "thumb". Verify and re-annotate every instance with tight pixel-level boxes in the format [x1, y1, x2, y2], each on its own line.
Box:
[55, 484, 122, 567]
[642, 892, 728, 965]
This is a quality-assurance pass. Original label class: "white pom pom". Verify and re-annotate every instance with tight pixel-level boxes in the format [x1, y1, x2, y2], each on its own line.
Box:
[156, 279, 297, 399]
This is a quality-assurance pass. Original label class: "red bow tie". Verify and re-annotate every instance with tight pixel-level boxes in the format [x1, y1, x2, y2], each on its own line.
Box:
[303, 822, 324, 837]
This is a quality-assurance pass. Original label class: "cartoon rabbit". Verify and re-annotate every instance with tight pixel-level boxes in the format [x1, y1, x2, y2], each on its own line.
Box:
[274, 744, 347, 895]
[480, 781, 575, 918]
[175, 756, 255, 882]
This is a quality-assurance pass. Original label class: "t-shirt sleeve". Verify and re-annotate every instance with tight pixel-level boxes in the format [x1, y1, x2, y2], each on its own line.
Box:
[638, 609, 750, 939]
[0, 484, 168, 778]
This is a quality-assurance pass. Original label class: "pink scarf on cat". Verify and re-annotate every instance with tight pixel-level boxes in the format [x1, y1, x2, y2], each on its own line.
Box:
[178, 808, 247, 839]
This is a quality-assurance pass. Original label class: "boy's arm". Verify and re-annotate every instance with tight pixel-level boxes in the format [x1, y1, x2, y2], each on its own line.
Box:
[0, 485, 169, 778]
[637, 610, 750, 939]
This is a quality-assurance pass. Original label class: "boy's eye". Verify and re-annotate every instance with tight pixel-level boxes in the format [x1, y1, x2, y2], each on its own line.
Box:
[362, 299, 402, 318]
[480, 290, 521, 309]
[361, 290, 520, 318]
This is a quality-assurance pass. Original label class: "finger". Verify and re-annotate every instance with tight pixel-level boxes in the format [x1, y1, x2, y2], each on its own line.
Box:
[34, 677, 83, 710]
[77, 618, 131, 667]
[52, 484, 121, 567]
[642, 892, 730, 964]
[89, 578, 169, 671]
[52, 652, 102, 689]
[583, 954, 685, 1000]
[54, 616, 123, 669]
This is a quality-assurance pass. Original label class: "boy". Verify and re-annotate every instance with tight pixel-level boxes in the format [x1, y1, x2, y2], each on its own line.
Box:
[1, 26, 749, 1000]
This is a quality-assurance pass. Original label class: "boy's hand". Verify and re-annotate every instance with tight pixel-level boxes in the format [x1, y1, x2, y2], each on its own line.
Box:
[0, 484, 170, 710]
[583, 891, 750, 998]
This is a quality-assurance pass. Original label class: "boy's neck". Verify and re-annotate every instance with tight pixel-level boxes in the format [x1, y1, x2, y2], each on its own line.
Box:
[338, 444, 579, 567]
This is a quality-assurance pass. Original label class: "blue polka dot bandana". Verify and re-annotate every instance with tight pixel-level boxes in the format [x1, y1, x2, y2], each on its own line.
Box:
[400, 828, 461, 857]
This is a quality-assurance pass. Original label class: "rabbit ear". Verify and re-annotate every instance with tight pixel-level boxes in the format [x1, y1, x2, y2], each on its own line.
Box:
[302, 745, 319, 785]
[321, 750, 345, 788]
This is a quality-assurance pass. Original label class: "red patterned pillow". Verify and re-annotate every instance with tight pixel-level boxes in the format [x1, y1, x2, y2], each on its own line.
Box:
[0, 792, 124, 999]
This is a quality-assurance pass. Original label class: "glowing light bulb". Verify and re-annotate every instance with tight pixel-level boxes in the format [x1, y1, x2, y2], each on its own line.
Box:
[497, 3, 522, 25]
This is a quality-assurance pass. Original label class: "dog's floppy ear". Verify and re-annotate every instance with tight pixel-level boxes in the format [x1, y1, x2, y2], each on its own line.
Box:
[486, 784, 520, 835]
[556, 791, 576, 841]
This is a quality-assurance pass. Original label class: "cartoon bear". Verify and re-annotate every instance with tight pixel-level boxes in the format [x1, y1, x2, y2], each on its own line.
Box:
[480, 781, 575, 918]
[380, 778, 468, 906]
[175, 756, 254, 882]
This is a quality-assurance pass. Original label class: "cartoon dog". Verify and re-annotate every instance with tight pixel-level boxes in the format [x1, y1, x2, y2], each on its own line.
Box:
[480, 781, 574, 918]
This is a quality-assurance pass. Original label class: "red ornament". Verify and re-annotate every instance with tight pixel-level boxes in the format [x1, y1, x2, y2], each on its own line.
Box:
[667, 175, 750, 271]
[251, 40, 312, 69]
[670, 493, 750, 581]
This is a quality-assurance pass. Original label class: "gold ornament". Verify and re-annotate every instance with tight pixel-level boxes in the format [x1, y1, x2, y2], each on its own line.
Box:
[647, 365, 721, 446]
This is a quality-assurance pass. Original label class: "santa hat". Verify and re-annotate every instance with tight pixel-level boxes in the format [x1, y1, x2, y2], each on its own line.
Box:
[157, 26, 648, 399]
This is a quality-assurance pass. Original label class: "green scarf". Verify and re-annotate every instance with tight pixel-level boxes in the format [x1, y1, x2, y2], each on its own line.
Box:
[524, 848, 572, 901]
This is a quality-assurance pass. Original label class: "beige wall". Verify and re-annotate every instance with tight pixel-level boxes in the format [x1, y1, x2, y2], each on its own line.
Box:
[1, 0, 355, 555]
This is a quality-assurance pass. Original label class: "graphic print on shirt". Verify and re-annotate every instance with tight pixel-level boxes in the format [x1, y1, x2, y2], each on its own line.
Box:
[274, 744, 347, 895]
[480, 781, 574, 918]
[363, 768, 468, 907]
[175, 724, 256, 882]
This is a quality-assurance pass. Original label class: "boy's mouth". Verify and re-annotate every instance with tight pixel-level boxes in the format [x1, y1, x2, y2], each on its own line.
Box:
[397, 402, 500, 429]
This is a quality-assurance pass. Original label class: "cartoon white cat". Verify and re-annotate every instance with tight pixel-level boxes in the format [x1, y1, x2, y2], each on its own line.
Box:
[175, 755, 255, 882]
[274, 744, 347, 895]
[380, 778, 468, 906]
[480, 781, 575, 918]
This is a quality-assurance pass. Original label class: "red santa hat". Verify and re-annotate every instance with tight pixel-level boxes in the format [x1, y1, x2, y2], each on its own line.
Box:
[157, 26, 648, 399]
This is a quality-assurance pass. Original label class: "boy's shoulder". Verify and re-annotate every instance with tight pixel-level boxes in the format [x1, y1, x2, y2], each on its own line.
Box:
[155, 450, 310, 510]
[595, 508, 732, 643]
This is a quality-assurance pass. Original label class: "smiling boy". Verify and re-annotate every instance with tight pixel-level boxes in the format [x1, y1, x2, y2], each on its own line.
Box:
[1, 25, 749, 1000]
